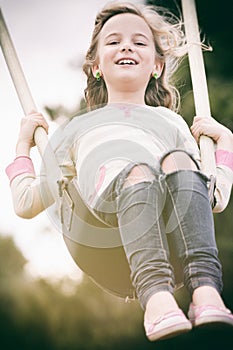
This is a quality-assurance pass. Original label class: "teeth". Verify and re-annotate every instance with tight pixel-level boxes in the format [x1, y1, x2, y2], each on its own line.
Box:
[118, 59, 136, 65]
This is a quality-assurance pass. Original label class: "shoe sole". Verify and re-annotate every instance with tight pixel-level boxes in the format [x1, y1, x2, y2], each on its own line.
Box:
[147, 322, 192, 341]
[194, 316, 233, 328]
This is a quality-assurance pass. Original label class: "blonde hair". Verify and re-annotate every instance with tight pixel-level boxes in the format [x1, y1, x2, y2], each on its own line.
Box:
[83, 1, 187, 111]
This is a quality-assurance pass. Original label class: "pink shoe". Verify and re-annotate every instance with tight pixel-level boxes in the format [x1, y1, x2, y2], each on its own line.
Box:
[188, 303, 233, 327]
[144, 309, 192, 342]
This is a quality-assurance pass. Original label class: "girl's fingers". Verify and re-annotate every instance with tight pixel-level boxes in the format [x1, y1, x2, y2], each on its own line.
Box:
[24, 113, 49, 133]
[32, 118, 49, 133]
[191, 118, 210, 143]
[191, 116, 231, 143]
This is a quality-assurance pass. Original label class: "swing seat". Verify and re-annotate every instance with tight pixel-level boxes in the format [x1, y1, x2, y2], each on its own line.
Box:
[61, 178, 135, 299]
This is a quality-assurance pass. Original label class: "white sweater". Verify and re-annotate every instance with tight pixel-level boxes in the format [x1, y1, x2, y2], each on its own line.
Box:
[7, 104, 233, 218]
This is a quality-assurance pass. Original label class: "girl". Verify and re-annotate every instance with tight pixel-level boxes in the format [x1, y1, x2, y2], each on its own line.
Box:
[6, 1, 233, 342]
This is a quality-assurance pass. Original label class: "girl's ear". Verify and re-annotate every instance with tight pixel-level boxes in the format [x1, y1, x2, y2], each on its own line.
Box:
[152, 61, 164, 79]
[92, 65, 98, 77]
[92, 65, 102, 79]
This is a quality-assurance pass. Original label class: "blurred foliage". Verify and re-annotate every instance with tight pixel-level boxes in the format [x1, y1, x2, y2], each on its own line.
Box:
[1, 0, 233, 349]
[0, 233, 232, 349]
[0, 236, 143, 350]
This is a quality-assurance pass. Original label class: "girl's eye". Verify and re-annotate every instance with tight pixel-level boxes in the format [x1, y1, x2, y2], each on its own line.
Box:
[108, 41, 119, 45]
[135, 42, 146, 46]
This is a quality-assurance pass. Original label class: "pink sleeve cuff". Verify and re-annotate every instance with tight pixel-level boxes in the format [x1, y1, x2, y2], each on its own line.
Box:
[5, 156, 36, 184]
[215, 150, 233, 171]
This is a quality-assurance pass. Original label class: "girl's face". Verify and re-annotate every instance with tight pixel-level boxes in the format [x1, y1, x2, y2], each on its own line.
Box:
[93, 13, 162, 95]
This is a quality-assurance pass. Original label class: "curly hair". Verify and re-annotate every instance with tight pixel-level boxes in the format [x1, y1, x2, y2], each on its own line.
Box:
[83, 1, 187, 111]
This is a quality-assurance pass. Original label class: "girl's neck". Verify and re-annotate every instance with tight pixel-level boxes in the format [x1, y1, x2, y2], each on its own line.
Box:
[107, 90, 146, 106]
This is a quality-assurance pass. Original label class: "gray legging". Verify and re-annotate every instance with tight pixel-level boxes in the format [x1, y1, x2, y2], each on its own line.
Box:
[94, 150, 222, 309]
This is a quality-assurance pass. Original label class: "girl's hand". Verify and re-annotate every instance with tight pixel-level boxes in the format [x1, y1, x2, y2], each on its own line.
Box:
[190, 116, 232, 144]
[16, 110, 49, 155]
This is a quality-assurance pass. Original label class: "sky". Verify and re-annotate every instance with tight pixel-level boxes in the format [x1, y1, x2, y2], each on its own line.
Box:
[0, 0, 142, 284]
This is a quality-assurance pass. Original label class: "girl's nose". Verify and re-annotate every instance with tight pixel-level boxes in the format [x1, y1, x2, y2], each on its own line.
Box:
[120, 43, 133, 52]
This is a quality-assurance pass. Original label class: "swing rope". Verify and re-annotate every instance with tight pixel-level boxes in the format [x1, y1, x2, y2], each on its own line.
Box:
[0, 8, 62, 203]
[181, 0, 216, 179]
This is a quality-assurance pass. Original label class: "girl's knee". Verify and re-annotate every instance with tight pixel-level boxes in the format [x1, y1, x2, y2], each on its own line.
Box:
[123, 164, 155, 189]
[161, 151, 198, 174]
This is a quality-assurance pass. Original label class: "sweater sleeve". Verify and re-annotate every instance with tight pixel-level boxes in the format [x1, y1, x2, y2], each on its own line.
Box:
[175, 115, 233, 212]
[5, 156, 54, 218]
[213, 150, 233, 213]
[5, 156, 36, 184]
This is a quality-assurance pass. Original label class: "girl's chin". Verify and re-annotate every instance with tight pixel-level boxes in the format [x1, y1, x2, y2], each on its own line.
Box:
[114, 72, 140, 82]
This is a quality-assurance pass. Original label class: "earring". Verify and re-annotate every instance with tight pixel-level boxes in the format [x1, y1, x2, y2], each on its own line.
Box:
[153, 72, 158, 80]
[96, 71, 101, 81]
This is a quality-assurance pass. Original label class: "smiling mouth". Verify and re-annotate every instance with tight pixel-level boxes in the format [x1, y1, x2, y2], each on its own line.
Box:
[116, 59, 138, 65]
